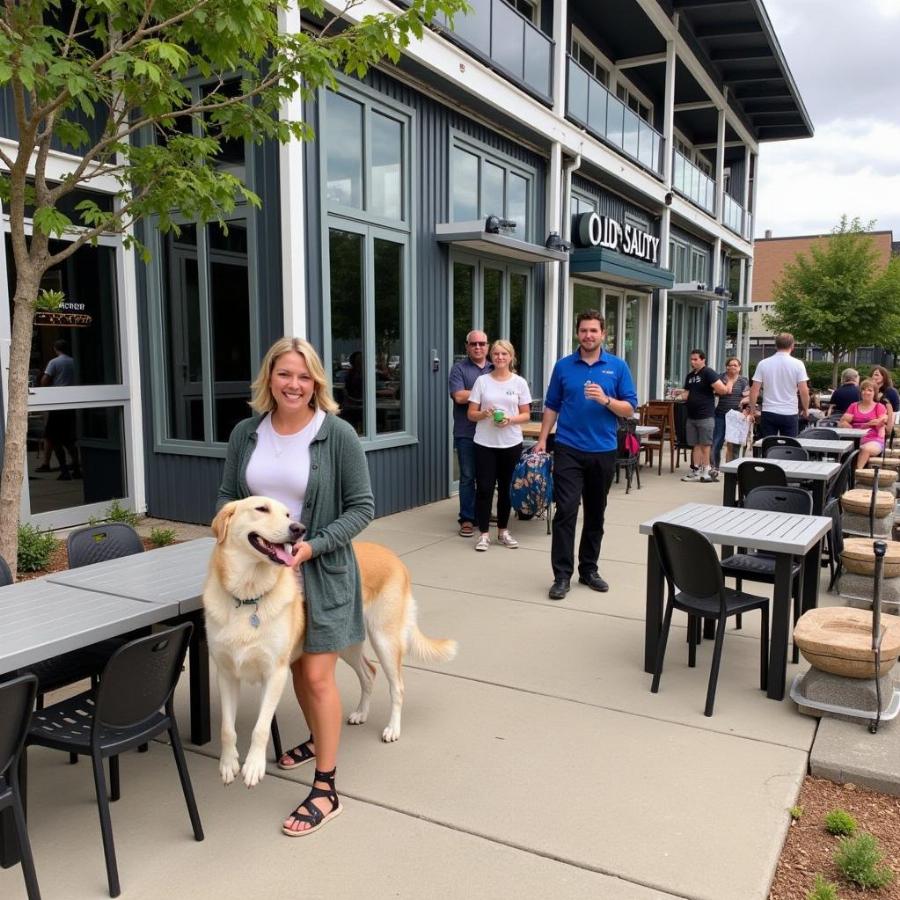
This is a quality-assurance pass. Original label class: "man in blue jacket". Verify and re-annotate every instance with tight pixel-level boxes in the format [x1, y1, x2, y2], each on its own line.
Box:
[535, 310, 638, 600]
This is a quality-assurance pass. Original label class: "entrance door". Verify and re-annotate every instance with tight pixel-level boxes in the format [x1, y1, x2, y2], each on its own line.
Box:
[449, 253, 532, 489]
[1, 232, 134, 528]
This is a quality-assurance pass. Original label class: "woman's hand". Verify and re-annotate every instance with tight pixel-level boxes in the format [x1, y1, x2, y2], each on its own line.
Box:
[290, 541, 313, 569]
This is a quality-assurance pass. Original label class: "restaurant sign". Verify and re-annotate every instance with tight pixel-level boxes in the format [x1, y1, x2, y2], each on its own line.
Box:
[573, 213, 660, 265]
[35, 301, 92, 328]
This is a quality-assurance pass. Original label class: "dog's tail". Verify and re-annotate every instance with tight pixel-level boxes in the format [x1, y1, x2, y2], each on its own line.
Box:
[407, 623, 458, 664]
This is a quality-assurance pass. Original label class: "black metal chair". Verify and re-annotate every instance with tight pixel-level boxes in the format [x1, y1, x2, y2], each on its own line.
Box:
[0, 553, 12, 586]
[822, 450, 858, 590]
[614, 418, 641, 494]
[799, 427, 841, 440]
[765, 445, 810, 461]
[737, 460, 787, 505]
[67, 524, 145, 569]
[721, 486, 813, 663]
[28, 623, 203, 898]
[760, 436, 801, 455]
[0, 674, 41, 900]
[650, 522, 769, 717]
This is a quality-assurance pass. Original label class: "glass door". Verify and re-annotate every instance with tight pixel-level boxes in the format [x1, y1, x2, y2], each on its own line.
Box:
[2, 232, 134, 527]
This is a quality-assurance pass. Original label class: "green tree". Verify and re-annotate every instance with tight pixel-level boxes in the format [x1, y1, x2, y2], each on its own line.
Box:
[0, 0, 466, 577]
[763, 216, 900, 387]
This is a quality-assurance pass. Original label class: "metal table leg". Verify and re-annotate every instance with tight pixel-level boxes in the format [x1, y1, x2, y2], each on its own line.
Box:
[644, 535, 664, 674]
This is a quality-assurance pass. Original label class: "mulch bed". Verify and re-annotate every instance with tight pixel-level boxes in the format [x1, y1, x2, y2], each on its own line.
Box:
[770, 776, 900, 898]
[18, 537, 168, 581]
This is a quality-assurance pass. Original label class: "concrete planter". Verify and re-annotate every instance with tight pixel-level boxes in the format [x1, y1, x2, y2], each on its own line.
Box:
[841, 538, 900, 578]
[842, 488, 895, 517]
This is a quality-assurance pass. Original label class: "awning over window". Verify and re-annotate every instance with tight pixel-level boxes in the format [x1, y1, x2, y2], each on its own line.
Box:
[435, 222, 569, 264]
[569, 247, 674, 290]
[668, 281, 730, 302]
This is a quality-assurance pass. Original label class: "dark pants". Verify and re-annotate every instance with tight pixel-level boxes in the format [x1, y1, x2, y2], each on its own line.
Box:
[454, 436, 477, 525]
[759, 411, 800, 438]
[551, 444, 616, 581]
[475, 442, 522, 533]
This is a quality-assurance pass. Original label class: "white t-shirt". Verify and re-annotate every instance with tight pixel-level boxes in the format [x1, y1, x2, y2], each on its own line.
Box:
[468, 373, 532, 448]
[752, 351, 809, 415]
[246, 409, 326, 519]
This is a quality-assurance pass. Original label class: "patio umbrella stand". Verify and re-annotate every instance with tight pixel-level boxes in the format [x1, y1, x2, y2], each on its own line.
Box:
[790, 541, 900, 733]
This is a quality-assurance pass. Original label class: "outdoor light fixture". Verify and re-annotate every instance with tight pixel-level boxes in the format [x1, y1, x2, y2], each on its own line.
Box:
[714, 286, 732, 299]
[485, 214, 516, 235]
[545, 231, 573, 253]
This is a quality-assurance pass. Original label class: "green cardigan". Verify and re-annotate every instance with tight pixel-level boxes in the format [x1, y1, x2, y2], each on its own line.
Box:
[217, 412, 375, 652]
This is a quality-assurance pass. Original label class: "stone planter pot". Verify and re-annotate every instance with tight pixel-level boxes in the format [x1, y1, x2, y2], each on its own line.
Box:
[841, 488, 895, 517]
[856, 468, 898, 487]
[841, 538, 900, 578]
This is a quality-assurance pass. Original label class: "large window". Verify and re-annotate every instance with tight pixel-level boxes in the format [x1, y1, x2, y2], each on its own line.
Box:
[449, 133, 535, 240]
[147, 76, 258, 452]
[322, 83, 413, 445]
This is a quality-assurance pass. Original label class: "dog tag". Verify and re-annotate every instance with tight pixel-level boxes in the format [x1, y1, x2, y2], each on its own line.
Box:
[249, 612, 261, 629]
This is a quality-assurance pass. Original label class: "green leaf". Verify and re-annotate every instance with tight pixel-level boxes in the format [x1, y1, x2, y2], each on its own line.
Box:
[33, 206, 72, 238]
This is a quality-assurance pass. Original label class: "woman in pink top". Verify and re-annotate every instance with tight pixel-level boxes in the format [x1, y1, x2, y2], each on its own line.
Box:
[839, 378, 889, 469]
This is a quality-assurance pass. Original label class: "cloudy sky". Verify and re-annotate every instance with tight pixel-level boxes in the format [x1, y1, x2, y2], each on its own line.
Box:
[756, 0, 900, 239]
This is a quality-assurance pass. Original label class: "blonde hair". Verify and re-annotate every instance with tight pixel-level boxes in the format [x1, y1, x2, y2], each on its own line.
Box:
[249, 337, 339, 415]
[859, 378, 876, 394]
[490, 339, 517, 372]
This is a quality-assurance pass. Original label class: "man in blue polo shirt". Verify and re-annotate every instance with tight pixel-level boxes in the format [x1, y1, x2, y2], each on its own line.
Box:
[448, 330, 493, 537]
[535, 309, 638, 600]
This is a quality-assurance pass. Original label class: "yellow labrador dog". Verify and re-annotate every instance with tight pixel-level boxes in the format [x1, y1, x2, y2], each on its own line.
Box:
[205, 496, 457, 788]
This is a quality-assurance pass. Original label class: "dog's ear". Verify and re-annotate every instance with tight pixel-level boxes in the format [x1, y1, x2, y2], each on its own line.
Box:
[211, 502, 238, 544]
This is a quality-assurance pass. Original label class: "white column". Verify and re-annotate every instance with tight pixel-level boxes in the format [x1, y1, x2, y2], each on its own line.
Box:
[544, 142, 563, 386]
[708, 237, 722, 368]
[715, 101, 726, 222]
[279, 1, 307, 337]
[743, 144, 752, 239]
[551, 0, 569, 118]
[750, 152, 760, 239]
[743, 257, 754, 364]
[662, 39, 676, 188]
[656, 207, 671, 399]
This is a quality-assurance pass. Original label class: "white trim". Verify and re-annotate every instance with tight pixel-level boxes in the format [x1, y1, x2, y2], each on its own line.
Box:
[0, 138, 120, 194]
[617, 53, 667, 69]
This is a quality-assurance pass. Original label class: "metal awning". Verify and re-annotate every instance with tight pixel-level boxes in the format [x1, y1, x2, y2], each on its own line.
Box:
[569, 247, 674, 290]
[668, 281, 730, 302]
[435, 221, 569, 263]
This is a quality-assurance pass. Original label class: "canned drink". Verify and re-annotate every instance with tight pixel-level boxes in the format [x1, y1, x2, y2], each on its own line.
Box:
[492, 409, 506, 423]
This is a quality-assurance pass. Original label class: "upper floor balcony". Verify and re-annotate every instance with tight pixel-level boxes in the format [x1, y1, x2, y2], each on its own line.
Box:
[432, 0, 553, 105]
[672, 148, 715, 215]
[565, 56, 664, 178]
[723, 194, 752, 241]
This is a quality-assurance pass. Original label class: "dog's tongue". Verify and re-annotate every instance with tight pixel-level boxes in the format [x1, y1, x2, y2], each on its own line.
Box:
[273, 543, 295, 566]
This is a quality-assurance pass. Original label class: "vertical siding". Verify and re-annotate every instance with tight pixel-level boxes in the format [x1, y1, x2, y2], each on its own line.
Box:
[728, 155, 746, 203]
[572, 176, 658, 236]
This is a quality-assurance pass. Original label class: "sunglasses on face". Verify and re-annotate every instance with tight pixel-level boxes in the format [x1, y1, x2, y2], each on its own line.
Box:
[468, 341, 487, 346]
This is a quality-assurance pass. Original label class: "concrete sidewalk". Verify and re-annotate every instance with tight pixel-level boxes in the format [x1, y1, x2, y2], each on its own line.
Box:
[3, 470, 842, 899]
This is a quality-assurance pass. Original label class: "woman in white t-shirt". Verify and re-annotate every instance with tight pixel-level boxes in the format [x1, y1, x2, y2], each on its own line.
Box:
[467, 339, 532, 552]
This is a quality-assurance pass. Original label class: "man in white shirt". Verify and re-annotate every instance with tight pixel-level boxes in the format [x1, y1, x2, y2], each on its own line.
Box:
[747, 332, 810, 438]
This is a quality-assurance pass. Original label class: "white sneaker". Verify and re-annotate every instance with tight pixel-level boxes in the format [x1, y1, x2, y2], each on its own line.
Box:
[497, 532, 519, 548]
[474, 534, 490, 551]
[681, 471, 701, 482]
[699, 473, 715, 483]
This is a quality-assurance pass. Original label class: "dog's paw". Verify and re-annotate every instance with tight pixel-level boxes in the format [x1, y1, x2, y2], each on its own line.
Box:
[219, 751, 241, 785]
[241, 749, 267, 788]
[381, 724, 401, 743]
[347, 710, 368, 725]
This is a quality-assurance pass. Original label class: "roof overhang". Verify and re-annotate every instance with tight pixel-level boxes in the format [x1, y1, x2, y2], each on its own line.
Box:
[728, 304, 755, 313]
[669, 281, 730, 302]
[570, 247, 674, 290]
[435, 222, 569, 263]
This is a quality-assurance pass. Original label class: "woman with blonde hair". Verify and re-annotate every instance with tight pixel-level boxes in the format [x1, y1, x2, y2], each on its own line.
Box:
[218, 336, 374, 836]
[467, 339, 532, 551]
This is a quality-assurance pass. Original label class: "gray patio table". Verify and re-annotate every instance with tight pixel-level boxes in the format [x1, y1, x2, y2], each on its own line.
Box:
[640, 503, 831, 702]
[752, 436, 854, 460]
[718, 457, 841, 515]
[46, 537, 216, 747]
[830, 427, 869, 451]
[0, 579, 183, 868]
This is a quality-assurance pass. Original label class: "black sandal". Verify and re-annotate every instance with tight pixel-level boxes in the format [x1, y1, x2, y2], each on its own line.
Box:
[282, 767, 342, 837]
[277, 734, 315, 770]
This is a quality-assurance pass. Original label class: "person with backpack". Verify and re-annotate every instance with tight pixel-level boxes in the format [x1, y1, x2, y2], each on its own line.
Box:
[534, 310, 638, 600]
[467, 339, 532, 552]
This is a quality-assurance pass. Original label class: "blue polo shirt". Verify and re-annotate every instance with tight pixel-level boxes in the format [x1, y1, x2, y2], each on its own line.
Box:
[448, 357, 493, 438]
[545, 350, 639, 452]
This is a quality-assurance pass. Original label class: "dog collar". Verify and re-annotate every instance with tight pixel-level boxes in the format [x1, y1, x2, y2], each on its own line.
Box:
[234, 597, 261, 629]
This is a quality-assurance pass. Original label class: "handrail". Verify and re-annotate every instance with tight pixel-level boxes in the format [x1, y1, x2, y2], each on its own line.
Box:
[672, 148, 715, 214]
[565, 55, 664, 177]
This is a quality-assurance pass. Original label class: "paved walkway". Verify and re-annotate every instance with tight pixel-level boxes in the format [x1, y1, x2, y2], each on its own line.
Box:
[2, 468, 854, 899]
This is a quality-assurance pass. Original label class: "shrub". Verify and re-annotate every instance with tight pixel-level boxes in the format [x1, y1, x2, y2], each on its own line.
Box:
[17, 524, 59, 572]
[149, 527, 177, 548]
[102, 500, 140, 527]
[834, 832, 894, 889]
[824, 808, 857, 836]
[789, 805, 804, 821]
[805, 874, 839, 900]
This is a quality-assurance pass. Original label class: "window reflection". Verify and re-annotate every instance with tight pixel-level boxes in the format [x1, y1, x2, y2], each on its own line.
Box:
[483, 268, 502, 343]
[452, 262, 475, 362]
[371, 112, 402, 220]
[329, 229, 366, 436]
[325, 91, 363, 208]
[5, 236, 121, 388]
[451, 148, 479, 221]
[26, 405, 126, 513]
[509, 272, 526, 373]
[508, 173, 527, 237]
[374, 239, 403, 435]
[483, 161, 504, 220]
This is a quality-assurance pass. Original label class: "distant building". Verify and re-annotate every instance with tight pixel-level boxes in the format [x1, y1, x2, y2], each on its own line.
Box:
[748, 230, 896, 365]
